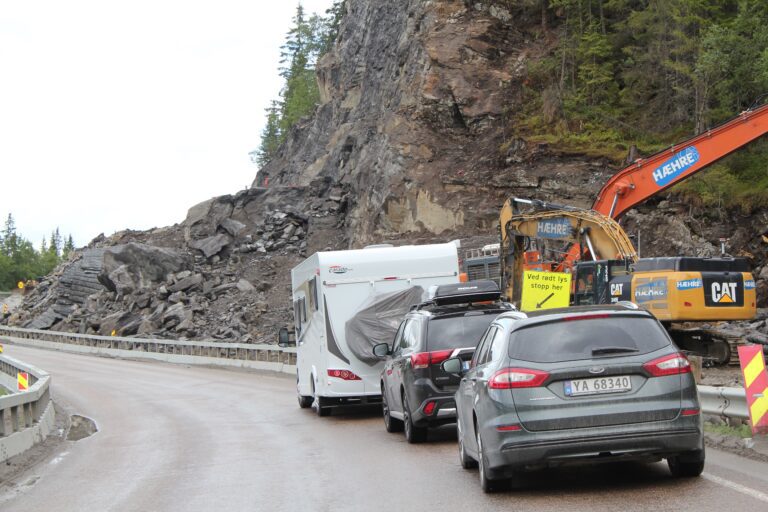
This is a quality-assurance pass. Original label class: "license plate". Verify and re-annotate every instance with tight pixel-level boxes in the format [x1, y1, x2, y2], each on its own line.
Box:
[564, 375, 632, 396]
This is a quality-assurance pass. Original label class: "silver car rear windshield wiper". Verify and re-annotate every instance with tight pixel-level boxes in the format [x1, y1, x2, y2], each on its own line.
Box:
[591, 347, 640, 356]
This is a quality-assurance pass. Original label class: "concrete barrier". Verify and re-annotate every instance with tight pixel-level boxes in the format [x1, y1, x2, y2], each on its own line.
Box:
[0, 354, 55, 463]
[0, 326, 297, 375]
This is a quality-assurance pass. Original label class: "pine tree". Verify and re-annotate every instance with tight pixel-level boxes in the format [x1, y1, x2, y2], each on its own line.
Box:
[1, 214, 18, 258]
[48, 228, 62, 258]
[256, 100, 284, 167]
[278, 4, 321, 136]
[253, 2, 346, 169]
[62, 235, 75, 259]
[318, 1, 346, 55]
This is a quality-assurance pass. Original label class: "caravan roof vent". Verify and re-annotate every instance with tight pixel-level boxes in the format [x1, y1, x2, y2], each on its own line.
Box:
[363, 244, 395, 249]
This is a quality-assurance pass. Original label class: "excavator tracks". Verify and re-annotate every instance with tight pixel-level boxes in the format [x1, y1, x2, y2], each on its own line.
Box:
[668, 326, 745, 367]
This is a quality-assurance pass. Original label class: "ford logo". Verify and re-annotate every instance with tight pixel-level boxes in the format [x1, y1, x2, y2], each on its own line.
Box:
[588, 366, 605, 374]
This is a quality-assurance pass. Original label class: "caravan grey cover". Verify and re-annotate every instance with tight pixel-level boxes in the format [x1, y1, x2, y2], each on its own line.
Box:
[345, 286, 425, 366]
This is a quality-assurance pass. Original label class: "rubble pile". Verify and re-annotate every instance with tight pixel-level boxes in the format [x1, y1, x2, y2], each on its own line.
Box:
[5, 186, 348, 343]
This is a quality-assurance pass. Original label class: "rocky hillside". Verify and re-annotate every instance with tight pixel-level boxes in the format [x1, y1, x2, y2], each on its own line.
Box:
[4, 0, 767, 341]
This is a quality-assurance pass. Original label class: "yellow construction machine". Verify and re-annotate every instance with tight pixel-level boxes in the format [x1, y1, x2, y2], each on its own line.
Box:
[499, 198, 757, 365]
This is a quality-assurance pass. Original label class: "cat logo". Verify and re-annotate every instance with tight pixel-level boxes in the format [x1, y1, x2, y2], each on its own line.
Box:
[610, 283, 624, 296]
[711, 282, 738, 303]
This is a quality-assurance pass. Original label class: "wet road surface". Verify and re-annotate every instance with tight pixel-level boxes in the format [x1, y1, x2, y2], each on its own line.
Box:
[2, 345, 768, 511]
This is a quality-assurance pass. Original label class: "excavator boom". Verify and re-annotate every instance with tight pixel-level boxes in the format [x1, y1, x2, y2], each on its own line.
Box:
[593, 102, 768, 219]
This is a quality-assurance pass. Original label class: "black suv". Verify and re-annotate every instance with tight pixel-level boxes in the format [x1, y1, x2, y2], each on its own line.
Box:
[372, 280, 514, 443]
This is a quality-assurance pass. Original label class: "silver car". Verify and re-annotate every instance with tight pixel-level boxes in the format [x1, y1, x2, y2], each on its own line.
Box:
[445, 304, 704, 492]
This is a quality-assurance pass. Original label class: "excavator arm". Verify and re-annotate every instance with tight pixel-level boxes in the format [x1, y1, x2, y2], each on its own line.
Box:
[593, 102, 768, 219]
[556, 102, 768, 269]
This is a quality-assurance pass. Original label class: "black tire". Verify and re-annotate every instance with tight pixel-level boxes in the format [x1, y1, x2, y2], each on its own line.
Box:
[477, 430, 507, 493]
[298, 375, 313, 409]
[298, 393, 313, 409]
[668, 449, 705, 477]
[403, 393, 427, 444]
[312, 380, 331, 417]
[382, 384, 403, 433]
[458, 419, 477, 469]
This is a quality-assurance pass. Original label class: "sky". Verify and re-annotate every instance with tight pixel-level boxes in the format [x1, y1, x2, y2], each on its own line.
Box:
[0, 0, 333, 248]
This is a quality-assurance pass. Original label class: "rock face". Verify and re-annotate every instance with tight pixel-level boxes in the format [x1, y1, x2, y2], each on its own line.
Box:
[5, 0, 768, 339]
[99, 243, 191, 295]
[257, 0, 613, 245]
[21, 249, 105, 330]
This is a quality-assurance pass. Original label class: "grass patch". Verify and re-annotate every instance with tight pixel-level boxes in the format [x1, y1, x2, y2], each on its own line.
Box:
[0, 387, 7, 397]
[705, 422, 753, 439]
[510, 113, 669, 163]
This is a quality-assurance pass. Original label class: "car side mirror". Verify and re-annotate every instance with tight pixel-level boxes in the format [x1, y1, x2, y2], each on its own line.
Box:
[372, 343, 390, 358]
[277, 327, 293, 347]
[441, 357, 464, 375]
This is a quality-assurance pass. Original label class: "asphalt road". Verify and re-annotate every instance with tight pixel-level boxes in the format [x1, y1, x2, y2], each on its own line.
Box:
[2, 345, 768, 512]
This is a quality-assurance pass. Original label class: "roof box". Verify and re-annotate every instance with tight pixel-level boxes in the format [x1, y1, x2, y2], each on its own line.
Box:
[431, 280, 501, 306]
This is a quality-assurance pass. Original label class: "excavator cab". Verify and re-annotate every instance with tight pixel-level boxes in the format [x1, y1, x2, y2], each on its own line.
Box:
[573, 259, 632, 306]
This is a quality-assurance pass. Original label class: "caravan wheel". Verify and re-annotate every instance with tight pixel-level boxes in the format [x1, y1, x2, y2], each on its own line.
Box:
[312, 380, 331, 417]
[298, 375, 312, 408]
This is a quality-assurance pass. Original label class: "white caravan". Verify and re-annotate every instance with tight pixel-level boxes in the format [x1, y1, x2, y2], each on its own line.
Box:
[291, 242, 461, 416]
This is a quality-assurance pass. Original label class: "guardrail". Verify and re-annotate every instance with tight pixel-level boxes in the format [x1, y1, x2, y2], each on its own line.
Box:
[0, 326, 296, 374]
[3, 326, 753, 420]
[699, 385, 749, 420]
[0, 353, 55, 463]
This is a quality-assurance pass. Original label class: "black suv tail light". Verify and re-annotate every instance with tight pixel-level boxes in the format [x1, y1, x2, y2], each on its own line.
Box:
[410, 350, 453, 369]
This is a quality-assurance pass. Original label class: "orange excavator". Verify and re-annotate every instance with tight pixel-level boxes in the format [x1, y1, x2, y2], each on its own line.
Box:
[499, 101, 768, 364]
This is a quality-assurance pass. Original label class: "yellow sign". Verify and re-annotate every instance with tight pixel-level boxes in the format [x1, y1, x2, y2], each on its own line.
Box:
[2, 303, 7, 314]
[17, 372, 29, 391]
[17, 281, 24, 290]
[0, 343, 3, 353]
[111, 329, 117, 337]
[521, 271, 572, 312]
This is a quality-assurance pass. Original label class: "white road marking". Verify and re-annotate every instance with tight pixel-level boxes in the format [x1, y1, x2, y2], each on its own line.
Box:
[703, 472, 768, 503]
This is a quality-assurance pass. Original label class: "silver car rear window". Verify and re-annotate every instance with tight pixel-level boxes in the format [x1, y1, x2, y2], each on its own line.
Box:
[507, 316, 671, 363]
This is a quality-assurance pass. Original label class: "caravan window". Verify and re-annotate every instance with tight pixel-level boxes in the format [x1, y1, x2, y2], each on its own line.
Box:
[309, 277, 318, 312]
[293, 296, 307, 336]
[293, 300, 302, 336]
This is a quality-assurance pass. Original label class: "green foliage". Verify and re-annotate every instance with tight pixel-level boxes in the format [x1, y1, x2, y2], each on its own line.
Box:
[254, 2, 345, 168]
[514, 0, 768, 209]
[0, 213, 73, 290]
[674, 139, 768, 213]
[704, 421, 754, 439]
